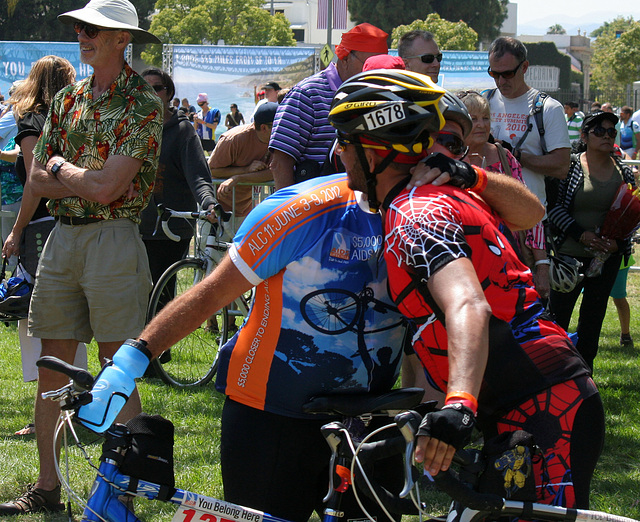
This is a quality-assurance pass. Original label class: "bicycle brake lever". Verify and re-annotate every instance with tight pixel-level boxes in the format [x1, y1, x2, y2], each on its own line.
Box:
[152, 203, 166, 237]
[394, 410, 422, 498]
[320, 422, 348, 504]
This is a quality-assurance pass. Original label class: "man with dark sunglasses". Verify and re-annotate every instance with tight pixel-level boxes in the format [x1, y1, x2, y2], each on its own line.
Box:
[0, 0, 163, 515]
[398, 30, 442, 83]
[485, 36, 570, 300]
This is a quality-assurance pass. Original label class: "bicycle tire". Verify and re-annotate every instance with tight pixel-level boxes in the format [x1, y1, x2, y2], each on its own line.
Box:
[147, 258, 228, 387]
[300, 288, 361, 335]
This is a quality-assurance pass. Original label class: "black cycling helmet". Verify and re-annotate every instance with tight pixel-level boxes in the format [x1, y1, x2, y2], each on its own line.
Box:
[441, 91, 473, 139]
[328, 70, 446, 211]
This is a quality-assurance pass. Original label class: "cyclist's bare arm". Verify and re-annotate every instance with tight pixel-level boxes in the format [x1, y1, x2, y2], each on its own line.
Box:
[475, 170, 544, 230]
[141, 255, 254, 358]
[408, 163, 544, 231]
[414, 257, 490, 475]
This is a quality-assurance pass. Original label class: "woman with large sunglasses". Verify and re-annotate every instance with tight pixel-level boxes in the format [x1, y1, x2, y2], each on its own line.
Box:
[547, 111, 636, 371]
[456, 91, 546, 278]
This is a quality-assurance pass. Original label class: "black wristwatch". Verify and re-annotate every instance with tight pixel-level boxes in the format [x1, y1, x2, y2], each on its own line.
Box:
[50, 159, 66, 179]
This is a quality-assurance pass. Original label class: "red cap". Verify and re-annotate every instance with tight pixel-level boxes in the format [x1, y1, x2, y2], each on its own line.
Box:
[335, 23, 388, 60]
[362, 55, 405, 71]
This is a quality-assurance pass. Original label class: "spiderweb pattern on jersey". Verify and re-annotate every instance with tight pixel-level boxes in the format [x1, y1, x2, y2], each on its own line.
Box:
[384, 190, 469, 279]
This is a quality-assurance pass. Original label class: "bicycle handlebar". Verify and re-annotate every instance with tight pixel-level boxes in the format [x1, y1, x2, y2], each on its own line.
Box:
[36, 356, 95, 390]
[155, 203, 232, 242]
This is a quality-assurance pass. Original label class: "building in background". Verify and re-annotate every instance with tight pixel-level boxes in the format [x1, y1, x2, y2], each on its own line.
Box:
[518, 33, 592, 102]
[263, 0, 355, 45]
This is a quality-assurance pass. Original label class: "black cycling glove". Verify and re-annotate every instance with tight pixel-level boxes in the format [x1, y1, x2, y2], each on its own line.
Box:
[421, 152, 478, 189]
[416, 403, 476, 450]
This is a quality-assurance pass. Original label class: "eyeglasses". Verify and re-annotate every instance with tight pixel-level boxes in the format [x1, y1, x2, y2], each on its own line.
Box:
[74, 21, 119, 39]
[150, 85, 167, 93]
[197, 101, 206, 106]
[487, 61, 525, 79]
[404, 53, 443, 64]
[435, 131, 468, 157]
[336, 133, 353, 153]
[590, 126, 617, 139]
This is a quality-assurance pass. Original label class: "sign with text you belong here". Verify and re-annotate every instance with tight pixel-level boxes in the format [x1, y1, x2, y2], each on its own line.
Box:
[0, 41, 93, 98]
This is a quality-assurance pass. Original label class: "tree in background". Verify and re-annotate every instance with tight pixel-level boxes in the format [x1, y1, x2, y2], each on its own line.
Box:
[0, 0, 155, 41]
[547, 24, 566, 35]
[348, 0, 507, 43]
[141, 0, 296, 65]
[590, 16, 640, 94]
[428, 0, 508, 43]
[391, 14, 477, 51]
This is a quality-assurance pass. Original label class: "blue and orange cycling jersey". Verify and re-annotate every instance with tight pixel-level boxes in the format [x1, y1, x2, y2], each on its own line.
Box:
[215, 174, 407, 419]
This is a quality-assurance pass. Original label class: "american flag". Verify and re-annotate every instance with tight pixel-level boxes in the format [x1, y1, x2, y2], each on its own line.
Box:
[317, 0, 348, 30]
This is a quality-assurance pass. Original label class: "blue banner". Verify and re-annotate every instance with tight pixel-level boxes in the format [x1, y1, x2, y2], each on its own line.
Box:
[0, 41, 91, 99]
[388, 49, 492, 91]
[171, 45, 316, 138]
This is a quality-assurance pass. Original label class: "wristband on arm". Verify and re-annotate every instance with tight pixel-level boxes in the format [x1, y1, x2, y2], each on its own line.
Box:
[467, 167, 488, 194]
[445, 390, 478, 415]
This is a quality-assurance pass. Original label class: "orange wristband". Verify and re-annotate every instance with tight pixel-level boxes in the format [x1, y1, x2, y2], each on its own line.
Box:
[445, 391, 478, 415]
[468, 166, 488, 194]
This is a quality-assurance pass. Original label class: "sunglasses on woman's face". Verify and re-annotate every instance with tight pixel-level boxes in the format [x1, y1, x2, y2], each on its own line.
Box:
[404, 53, 443, 64]
[435, 131, 468, 157]
[74, 21, 119, 39]
[150, 85, 167, 93]
[589, 126, 617, 139]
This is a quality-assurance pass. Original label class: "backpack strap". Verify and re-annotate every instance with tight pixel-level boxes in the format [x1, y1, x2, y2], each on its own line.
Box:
[512, 90, 549, 156]
[484, 88, 497, 101]
[531, 91, 549, 155]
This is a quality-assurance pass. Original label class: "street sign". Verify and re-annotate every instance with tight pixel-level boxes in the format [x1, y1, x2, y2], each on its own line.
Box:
[320, 44, 334, 67]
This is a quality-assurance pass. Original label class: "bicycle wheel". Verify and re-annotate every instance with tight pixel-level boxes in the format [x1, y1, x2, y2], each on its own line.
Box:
[147, 258, 228, 387]
[300, 288, 360, 334]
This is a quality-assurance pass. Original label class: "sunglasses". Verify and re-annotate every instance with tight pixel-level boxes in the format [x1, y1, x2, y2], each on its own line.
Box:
[589, 126, 617, 139]
[435, 131, 468, 157]
[457, 90, 481, 99]
[74, 21, 119, 39]
[150, 85, 167, 93]
[198, 101, 206, 106]
[404, 53, 443, 64]
[487, 61, 525, 79]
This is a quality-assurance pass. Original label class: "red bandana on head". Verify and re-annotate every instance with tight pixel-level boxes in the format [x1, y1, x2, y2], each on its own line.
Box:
[335, 23, 388, 60]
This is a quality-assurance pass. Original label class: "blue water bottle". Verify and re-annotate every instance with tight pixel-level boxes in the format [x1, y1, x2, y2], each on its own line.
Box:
[75, 339, 151, 433]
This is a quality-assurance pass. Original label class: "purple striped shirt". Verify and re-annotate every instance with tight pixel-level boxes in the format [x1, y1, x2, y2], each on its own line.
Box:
[269, 63, 342, 169]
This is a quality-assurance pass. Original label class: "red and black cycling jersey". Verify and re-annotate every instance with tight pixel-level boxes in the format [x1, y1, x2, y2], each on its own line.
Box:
[382, 182, 590, 417]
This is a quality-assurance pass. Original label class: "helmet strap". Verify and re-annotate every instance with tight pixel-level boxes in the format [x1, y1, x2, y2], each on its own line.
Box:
[354, 142, 399, 213]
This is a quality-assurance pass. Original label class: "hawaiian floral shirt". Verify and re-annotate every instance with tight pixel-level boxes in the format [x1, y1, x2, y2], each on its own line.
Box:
[34, 63, 163, 223]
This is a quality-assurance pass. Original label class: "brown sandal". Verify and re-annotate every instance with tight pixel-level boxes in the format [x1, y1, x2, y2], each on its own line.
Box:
[14, 423, 35, 436]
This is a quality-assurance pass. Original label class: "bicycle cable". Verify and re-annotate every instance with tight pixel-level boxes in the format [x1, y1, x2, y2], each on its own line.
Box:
[350, 422, 427, 522]
[54, 413, 130, 522]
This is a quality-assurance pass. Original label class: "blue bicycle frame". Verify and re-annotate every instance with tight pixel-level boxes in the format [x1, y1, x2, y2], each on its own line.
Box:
[83, 459, 292, 522]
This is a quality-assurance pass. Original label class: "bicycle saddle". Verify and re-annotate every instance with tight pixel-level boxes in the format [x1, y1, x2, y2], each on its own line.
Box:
[302, 387, 426, 417]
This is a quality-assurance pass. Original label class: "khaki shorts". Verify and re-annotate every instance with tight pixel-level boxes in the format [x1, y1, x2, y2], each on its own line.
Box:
[29, 219, 152, 343]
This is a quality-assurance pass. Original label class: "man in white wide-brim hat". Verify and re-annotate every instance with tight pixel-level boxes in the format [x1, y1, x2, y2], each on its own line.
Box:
[0, 0, 164, 515]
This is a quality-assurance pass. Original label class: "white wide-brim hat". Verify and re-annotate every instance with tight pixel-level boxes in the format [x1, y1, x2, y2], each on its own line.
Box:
[58, 0, 161, 44]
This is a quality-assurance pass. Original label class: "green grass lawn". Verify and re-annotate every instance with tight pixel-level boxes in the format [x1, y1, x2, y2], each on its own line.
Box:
[0, 272, 638, 521]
